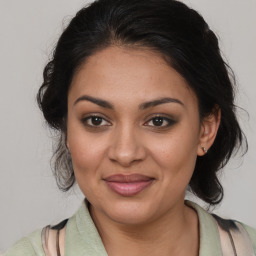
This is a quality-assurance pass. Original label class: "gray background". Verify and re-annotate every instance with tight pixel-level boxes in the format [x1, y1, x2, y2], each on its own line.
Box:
[0, 0, 255, 252]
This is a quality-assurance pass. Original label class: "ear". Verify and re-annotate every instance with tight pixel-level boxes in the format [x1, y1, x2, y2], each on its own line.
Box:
[197, 106, 221, 156]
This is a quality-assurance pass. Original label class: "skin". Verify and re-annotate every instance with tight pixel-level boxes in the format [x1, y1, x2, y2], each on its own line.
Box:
[66, 46, 220, 256]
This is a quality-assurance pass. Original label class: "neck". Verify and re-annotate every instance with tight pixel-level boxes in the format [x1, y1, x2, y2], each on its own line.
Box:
[89, 201, 199, 256]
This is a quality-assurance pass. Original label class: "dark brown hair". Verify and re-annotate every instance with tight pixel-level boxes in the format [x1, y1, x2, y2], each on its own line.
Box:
[37, 0, 246, 205]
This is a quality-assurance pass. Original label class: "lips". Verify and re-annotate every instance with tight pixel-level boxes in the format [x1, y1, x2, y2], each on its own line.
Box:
[103, 174, 154, 196]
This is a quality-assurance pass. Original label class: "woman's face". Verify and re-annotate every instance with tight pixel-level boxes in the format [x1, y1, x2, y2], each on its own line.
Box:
[67, 46, 208, 225]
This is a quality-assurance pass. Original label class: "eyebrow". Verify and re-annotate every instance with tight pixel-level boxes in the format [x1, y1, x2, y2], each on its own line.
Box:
[139, 97, 184, 110]
[74, 95, 114, 109]
[74, 95, 184, 110]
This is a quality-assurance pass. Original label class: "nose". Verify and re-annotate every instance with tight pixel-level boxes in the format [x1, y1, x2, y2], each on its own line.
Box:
[107, 125, 146, 167]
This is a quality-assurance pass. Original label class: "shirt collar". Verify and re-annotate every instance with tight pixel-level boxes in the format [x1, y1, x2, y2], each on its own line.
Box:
[186, 200, 223, 256]
[65, 199, 222, 255]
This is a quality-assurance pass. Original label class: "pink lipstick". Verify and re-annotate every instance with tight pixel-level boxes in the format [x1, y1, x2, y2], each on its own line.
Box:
[104, 174, 154, 196]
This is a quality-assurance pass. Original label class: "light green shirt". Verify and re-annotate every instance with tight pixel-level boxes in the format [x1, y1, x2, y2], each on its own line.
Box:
[4, 200, 256, 255]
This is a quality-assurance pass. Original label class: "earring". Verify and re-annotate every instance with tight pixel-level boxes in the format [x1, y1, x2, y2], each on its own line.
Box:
[201, 146, 208, 154]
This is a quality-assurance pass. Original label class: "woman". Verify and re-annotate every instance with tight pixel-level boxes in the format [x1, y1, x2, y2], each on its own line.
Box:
[4, 0, 256, 255]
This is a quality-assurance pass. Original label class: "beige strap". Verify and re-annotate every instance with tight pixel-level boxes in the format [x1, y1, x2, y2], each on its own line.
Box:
[42, 226, 66, 256]
[56, 229, 61, 256]
[216, 220, 255, 256]
[42, 226, 51, 256]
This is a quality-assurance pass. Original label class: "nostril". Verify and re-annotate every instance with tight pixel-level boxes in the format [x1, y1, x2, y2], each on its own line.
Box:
[107, 132, 147, 166]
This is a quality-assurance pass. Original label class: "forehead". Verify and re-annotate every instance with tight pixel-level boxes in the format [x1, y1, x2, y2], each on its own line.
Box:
[69, 46, 197, 109]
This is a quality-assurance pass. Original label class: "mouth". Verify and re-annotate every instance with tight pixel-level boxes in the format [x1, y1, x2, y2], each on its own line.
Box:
[103, 174, 154, 196]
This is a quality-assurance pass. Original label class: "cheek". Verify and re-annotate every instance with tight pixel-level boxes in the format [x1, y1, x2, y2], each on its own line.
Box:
[67, 120, 107, 179]
[68, 131, 109, 199]
[70, 138, 104, 170]
[148, 122, 199, 179]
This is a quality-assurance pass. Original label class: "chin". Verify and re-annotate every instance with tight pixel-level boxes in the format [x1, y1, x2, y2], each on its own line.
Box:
[101, 198, 157, 226]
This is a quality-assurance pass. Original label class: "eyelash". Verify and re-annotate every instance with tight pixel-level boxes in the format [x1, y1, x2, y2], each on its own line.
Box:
[81, 114, 176, 129]
[81, 115, 111, 128]
[144, 116, 175, 128]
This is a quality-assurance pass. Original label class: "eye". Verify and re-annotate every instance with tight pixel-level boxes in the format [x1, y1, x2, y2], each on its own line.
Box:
[144, 116, 175, 128]
[82, 115, 111, 127]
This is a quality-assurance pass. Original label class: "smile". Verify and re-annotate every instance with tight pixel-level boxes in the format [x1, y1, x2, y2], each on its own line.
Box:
[103, 174, 154, 196]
